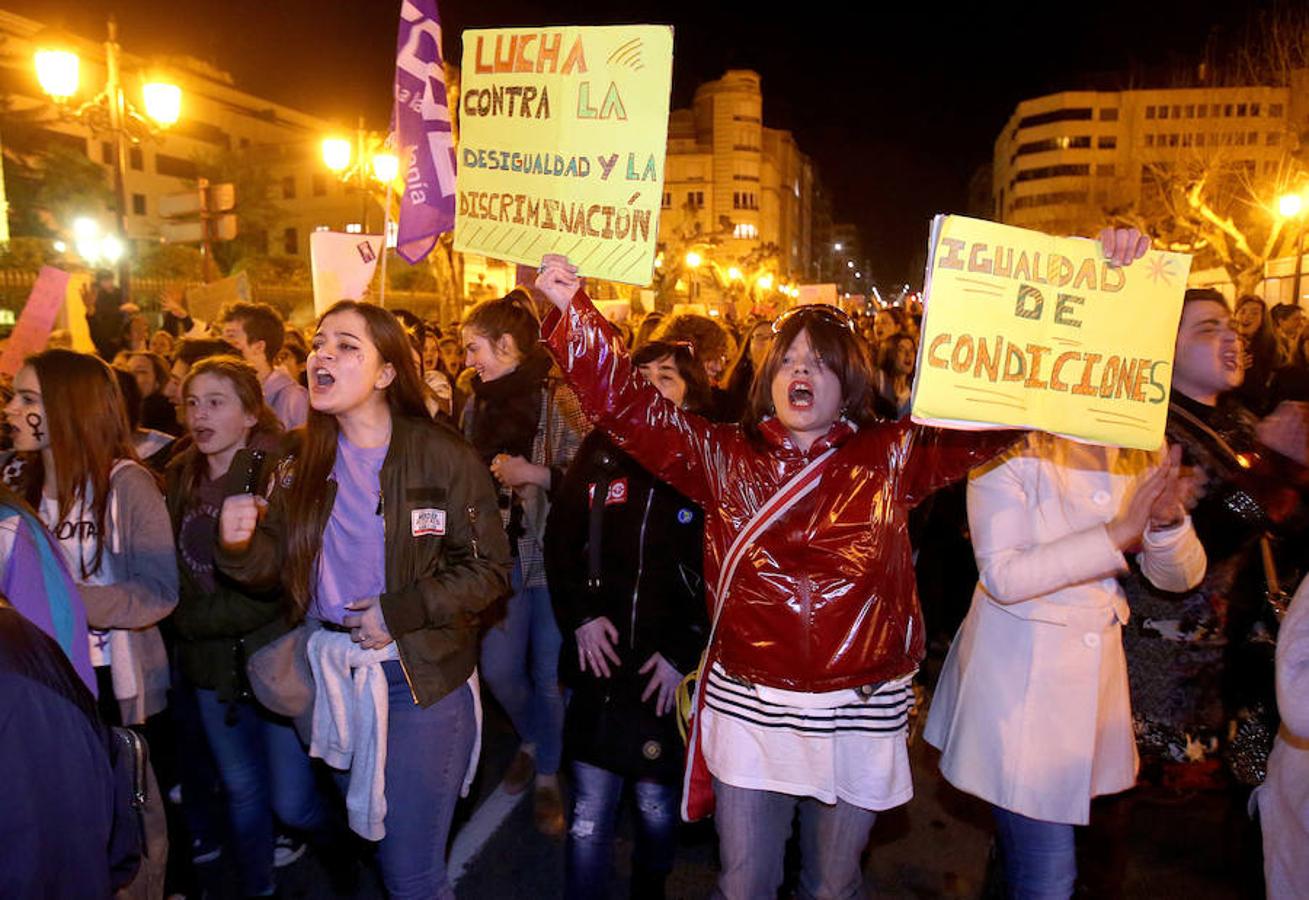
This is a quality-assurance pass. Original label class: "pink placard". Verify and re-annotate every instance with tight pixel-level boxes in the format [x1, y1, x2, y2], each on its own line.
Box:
[0, 267, 71, 377]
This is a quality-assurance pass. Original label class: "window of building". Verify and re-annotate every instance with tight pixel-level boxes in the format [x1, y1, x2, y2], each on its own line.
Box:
[1014, 163, 1090, 183]
[1144, 134, 1155, 147]
[155, 154, 197, 178]
[1010, 190, 1088, 210]
[1145, 105, 1156, 119]
[129, 147, 144, 170]
[1169, 133, 1179, 147]
[1096, 164, 1116, 176]
[312, 174, 327, 197]
[1182, 133, 1193, 147]
[1016, 107, 1092, 128]
[1159, 106, 1169, 120]
[1237, 103, 1248, 117]
[1100, 108, 1119, 121]
[661, 192, 671, 208]
[1248, 131, 1258, 145]
[1271, 103, 1285, 117]
[1198, 105, 1208, 119]
[686, 191, 704, 208]
[1251, 102, 1261, 116]
[131, 194, 146, 215]
[1013, 135, 1092, 158]
[1097, 135, 1117, 149]
[1171, 105, 1181, 118]
[1265, 160, 1278, 174]
[101, 141, 113, 164]
[733, 222, 758, 240]
[1224, 104, 1234, 116]
[1235, 132, 1246, 145]
[281, 176, 297, 199]
[1212, 103, 1222, 117]
[1268, 131, 1283, 146]
[283, 227, 298, 255]
[1185, 104, 1195, 118]
[1195, 133, 1206, 147]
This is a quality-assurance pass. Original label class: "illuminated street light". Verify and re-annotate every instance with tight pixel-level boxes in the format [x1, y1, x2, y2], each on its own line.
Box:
[833, 242, 843, 252]
[34, 49, 79, 99]
[855, 272, 862, 279]
[1279, 193, 1303, 218]
[100, 234, 124, 264]
[756, 273, 774, 291]
[371, 151, 399, 183]
[685, 251, 703, 269]
[727, 266, 743, 281]
[846, 260, 854, 269]
[1279, 191, 1309, 304]
[322, 137, 352, 173]
[142, 81, 182, 127]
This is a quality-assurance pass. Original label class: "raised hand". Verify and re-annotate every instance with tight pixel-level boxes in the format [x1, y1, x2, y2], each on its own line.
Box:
[1097, 227, 1151, 268]
[536, 254, 581, 311]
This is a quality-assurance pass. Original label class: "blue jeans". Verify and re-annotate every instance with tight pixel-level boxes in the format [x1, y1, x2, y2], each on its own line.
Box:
[194, 689, 329, 896]
[991, 806, 1077, 900]
[363, 661, 475, 900]
[565, 761, 678, 899]
[479, 561, 564, 774]
[711, 778, 876, 900]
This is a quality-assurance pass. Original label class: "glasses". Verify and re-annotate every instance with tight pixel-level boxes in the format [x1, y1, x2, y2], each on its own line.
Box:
[771, 304, 855, 335]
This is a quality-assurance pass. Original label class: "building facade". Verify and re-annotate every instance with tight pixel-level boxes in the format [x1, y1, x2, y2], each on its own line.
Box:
[993, 79, 1308, 237]
[659, 69, 822, 283]
[0, 8, 369, 263]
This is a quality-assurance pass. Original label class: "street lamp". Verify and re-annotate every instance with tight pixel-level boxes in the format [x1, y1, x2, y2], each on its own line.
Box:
[685, 251, 703, 269]
[320, 120, 396, 232]
[1279, 190, 1307, 305]
[33, 19, 183, 297]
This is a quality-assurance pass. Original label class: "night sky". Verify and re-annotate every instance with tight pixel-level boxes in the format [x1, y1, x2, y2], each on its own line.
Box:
[15, 0, 1261, 283]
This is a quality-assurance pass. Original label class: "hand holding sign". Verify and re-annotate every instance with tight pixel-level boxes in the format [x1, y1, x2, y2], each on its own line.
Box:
[912, 216, 1190, 450]
[537, 254, 582, 310]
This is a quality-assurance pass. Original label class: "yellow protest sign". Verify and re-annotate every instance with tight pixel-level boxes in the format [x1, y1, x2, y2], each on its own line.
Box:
[910, 215, 1191, 450]
[454, 25, 673, 285]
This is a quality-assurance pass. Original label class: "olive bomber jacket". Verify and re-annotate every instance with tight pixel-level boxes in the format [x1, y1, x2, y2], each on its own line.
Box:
[215, 415, 512, 707]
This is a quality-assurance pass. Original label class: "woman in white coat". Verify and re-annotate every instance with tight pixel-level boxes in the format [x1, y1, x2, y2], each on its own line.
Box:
[925, 432, 1205, 899]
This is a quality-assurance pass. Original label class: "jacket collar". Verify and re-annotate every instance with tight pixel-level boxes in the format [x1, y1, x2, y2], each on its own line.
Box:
[759, 416, 858, 458]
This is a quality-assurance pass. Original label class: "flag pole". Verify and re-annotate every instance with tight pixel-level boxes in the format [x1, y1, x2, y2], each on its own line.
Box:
[380, 182, 392, 308]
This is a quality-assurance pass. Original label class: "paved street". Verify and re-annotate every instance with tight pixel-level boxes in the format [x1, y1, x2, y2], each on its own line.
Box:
[225, 697, 1258, 899]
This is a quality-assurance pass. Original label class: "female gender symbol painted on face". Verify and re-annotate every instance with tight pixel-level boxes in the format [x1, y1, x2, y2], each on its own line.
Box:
[25, 412, 44, 443]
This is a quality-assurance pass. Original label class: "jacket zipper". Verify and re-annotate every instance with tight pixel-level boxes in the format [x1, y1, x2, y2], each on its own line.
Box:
[630, 487, 654, 649]
[379, 484, 420, 706]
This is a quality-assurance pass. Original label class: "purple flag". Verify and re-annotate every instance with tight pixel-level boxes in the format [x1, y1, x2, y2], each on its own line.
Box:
[393, 0, 456, 264]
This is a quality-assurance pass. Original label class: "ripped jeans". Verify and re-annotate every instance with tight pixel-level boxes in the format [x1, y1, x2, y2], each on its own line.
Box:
[564, 760, 678, 900]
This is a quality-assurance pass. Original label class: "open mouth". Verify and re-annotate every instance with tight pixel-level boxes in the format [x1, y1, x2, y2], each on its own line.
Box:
[787, 380, 814, 409]
[193, 427, 214, 443]
[312, 367, 336, 390]
[1222, 351, 1239, 372]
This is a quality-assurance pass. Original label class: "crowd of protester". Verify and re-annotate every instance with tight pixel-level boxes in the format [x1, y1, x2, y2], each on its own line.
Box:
[0, 233, 1307, 900]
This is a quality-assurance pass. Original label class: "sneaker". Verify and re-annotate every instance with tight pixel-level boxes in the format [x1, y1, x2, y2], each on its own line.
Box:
[502, 749, 536, 796]
[533, 783, 565, 838]
[190, 838, 222, 865]
[273, 834, 306, 868]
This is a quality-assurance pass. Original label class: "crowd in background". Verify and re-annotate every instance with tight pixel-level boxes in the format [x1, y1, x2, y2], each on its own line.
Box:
[1, 247, 1307, 900]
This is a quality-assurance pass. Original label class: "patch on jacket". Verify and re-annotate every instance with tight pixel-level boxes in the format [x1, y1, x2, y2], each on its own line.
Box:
[411, 508, 446, 537]
[677, 507, 694, 525]
[587, 477, 628, 507]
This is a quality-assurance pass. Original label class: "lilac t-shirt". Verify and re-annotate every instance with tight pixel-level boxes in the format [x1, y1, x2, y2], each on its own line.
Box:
[311, 433, 388, 625]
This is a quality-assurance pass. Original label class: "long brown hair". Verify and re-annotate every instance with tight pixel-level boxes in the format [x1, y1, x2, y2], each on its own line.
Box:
[21, 349, 139, 578]
[283, 301, 428, 614]
[181, 355, 282, 485]
[741, 312, 880, 445]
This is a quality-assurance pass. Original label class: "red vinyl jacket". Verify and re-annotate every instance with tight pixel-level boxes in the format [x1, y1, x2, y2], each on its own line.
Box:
[544, 292, 1018, 693]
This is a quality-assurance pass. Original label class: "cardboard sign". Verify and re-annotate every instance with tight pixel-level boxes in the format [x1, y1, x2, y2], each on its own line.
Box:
[454, 25, 674, 285]
[310, 232, 384, 315]
[0, 267, 71, 376]
[185, 271, 251, 324]
[911, 215, 1191, 450]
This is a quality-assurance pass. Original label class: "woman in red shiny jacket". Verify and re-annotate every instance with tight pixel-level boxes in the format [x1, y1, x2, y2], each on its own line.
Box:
[534, 232, 1147, 900]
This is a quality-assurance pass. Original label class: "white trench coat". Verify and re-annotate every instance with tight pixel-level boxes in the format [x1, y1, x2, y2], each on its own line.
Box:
[924, 433, 1206, 825]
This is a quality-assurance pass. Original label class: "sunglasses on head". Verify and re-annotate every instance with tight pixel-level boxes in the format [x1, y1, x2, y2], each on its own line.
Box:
[771, 304, 855, 335]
